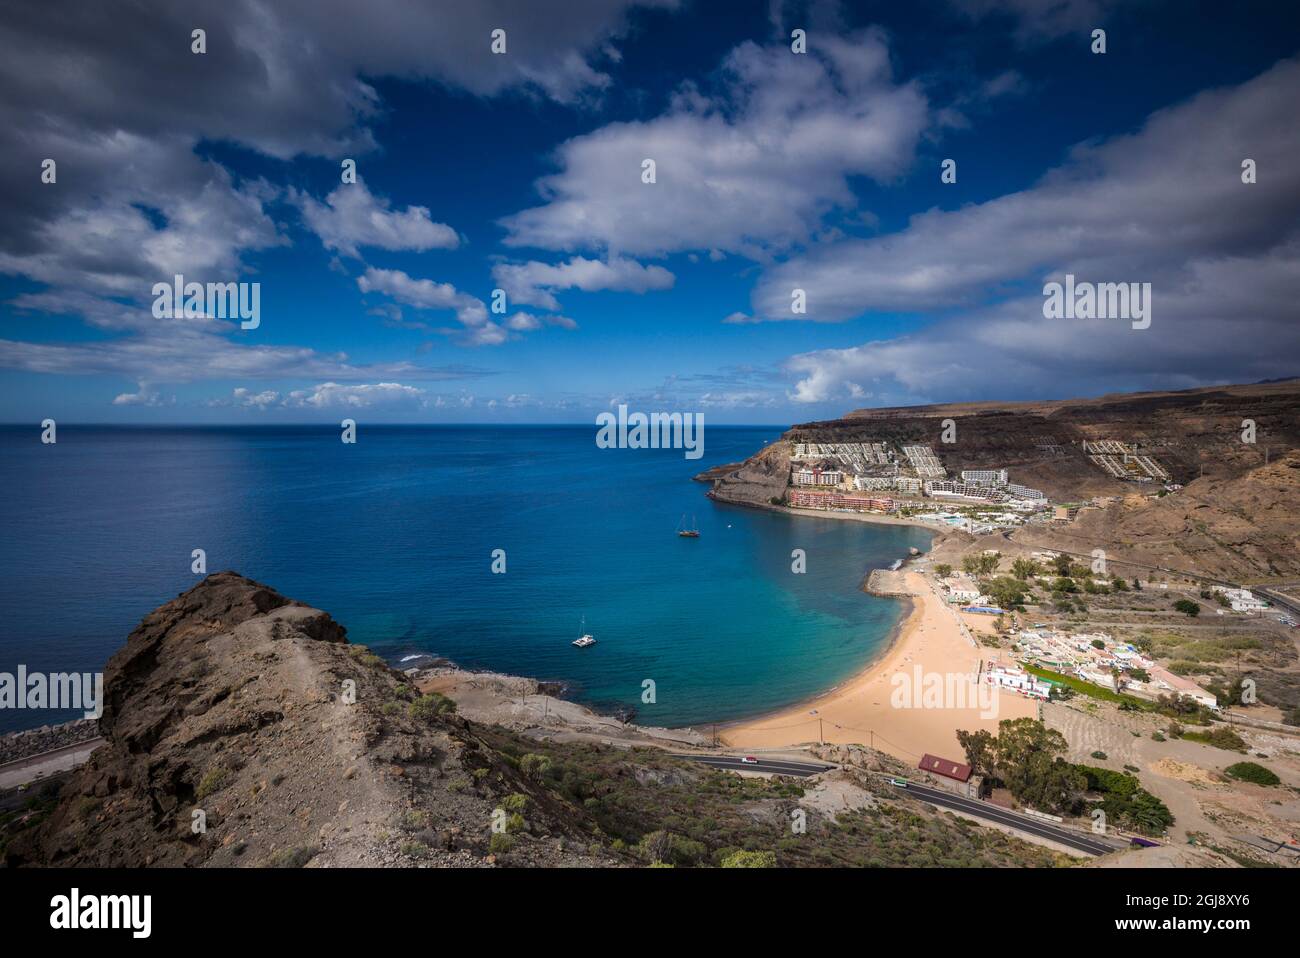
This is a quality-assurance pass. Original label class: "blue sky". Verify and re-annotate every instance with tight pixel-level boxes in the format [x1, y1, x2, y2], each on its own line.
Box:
[1, 0, 1298, 424]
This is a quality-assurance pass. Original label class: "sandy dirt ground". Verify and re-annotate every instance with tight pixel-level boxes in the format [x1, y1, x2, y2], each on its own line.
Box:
[721, 571, 1037, 763]
[1044, 699, 1300, 858]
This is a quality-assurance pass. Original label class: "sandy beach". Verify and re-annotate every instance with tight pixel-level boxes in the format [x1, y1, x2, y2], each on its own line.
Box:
[721, 570, 1036, 764]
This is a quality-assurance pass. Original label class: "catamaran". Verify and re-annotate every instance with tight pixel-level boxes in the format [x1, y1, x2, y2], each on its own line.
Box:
[572, 615, 596, 648]
[677, 514, 700, 538]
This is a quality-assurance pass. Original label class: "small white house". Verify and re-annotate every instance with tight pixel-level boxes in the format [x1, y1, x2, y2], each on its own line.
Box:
[985, 668, 1051, 700]
[1216, 588, 1268, 613]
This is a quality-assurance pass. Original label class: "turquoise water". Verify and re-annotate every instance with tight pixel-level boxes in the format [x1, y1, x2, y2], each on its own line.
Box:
[0, 425, 930, 733]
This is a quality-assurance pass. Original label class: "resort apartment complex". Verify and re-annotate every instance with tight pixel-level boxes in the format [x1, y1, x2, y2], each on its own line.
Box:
[785, 440, 1049, 516]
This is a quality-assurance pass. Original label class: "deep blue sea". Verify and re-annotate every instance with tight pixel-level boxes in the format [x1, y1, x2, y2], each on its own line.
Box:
[0, 425, 930, 734]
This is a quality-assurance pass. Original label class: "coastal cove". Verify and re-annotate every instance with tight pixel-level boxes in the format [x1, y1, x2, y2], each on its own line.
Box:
[0, 425, 931, 734]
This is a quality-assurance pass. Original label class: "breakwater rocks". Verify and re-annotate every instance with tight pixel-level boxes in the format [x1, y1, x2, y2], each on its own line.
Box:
[863, 569, 918, 597]
[0, 718, 99, 766]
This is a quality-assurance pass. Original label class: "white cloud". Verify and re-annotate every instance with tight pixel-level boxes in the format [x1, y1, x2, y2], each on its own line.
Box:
[0, 294, 490, 385]
[503, 312, 578, 332]
[357, 267, 576, 346]
[784, 241, 1300, 405]
[356, 266, 498, 342]
[755, 57, 1300, 322]
[112, 384, 172, 407]
[0, 137, 284, 298]
[776, 59, 1300, 404]
[296, 180, 459, 258]
[492, 255, 675, 310]
[500, 30, 929, 258]
[283, 381, 428, 409]
[232, 387, 281, 408]
[0, 0, 676, 392]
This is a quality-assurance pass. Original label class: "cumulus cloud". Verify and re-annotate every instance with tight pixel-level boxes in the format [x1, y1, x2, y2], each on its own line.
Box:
[500, 30, 929, 258]
[283, 381, 427, 409]
[0, 293, 492, 386]
[755, 57, 1300, 324]
[0, 0, 675, 395]
[356, 266, 498, 342]
[778, 60, 1300, 403]
[0, 139, 285, 298]
[503, 312, 579, 332]
[357, 267, 576, 346]
[112, 384, 172, 407]
[491, 255, 674, 310]
[232, 387, 281, 408]
[296, 180, 459, 258]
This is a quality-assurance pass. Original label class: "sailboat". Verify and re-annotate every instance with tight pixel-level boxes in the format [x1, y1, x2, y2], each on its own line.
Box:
[572, 615, 596, 648]
[677, 514, 700, 538]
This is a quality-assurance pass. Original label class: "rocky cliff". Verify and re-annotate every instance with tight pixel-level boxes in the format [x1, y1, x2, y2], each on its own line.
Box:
[4, 573, 613, 867]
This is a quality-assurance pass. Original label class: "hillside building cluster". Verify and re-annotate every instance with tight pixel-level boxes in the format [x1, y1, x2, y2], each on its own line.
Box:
[1083, 439, 1171, 483]
[787, 441, 1050, 516]
[1013, 628, 1218, 710]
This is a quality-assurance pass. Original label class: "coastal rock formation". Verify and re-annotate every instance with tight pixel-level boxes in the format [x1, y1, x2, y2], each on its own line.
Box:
[4, 573, 614, 868]
[699, 440, 791, 507]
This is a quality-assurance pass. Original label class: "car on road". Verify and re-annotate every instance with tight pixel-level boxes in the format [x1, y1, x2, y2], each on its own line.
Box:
[740, 756, 759, 765]
[887, 777, 908, 787]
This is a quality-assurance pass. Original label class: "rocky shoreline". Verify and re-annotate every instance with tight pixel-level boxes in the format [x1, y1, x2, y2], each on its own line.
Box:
[0, 718, 99, 766]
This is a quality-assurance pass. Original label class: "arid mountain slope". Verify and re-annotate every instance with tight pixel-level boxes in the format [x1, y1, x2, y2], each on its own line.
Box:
[1058, 452, 1300, 580]
[5, 573, 612, 867]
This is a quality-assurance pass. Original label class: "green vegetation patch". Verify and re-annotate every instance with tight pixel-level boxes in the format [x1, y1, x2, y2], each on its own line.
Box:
[1022, 665, 1152, 710]
[1180, 726, 1247, 752]
[1223, 762, 1280, 786]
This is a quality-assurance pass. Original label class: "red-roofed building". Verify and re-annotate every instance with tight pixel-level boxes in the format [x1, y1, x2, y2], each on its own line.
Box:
[918, 754, 980, 797]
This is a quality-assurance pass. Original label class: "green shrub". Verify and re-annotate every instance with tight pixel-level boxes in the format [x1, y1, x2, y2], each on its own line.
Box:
[261, 844, 319, 868]
[489, 833, 515, 854]
[402, 809, 430, 830]
[196, 767, 230, 800]
[520, 753, 553, 781]
[408, 693, 457, 722]
[1223, 762, 1280, 786]
[721, 849, 777, 868]
[1181, 726, 1246, 752]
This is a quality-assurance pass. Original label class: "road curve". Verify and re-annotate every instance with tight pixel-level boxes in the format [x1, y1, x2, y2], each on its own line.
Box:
[672, 753, 1122, 855]
[895, 780, 1122, 856]
[670, 753, 835, 777]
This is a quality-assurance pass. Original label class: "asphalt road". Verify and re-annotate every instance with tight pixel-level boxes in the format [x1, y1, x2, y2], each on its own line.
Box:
[0, 737, 104, 791]
[674, 753, 1122, 855]
[892, 780, 1123, 856]
[670, 754, 835, 777]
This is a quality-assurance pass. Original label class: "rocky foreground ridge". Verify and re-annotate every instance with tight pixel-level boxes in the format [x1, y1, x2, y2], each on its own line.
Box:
[4, 573, 613, 867]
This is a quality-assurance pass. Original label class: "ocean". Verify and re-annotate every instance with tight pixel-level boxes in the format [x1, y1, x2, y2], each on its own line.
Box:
[0, 424, 930, 734]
